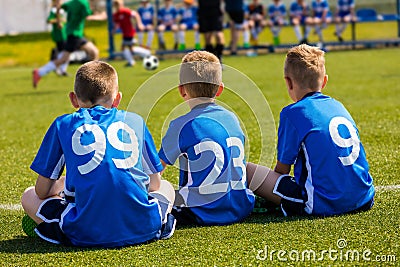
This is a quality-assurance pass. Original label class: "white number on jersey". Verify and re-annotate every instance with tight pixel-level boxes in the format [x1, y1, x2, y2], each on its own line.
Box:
[72, 122, 139, 175]
[329, 116, 360, 166]
[196, 137, 246, 195]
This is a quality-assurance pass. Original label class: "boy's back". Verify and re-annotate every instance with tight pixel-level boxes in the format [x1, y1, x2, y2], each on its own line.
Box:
[277, 92, 374, 215]
[159, 103, 254, 225]
[246, 45, 374, 218]
[159, 50, 255, 225]
[24, 61, 176, 247]
[31, 105, 163, 247]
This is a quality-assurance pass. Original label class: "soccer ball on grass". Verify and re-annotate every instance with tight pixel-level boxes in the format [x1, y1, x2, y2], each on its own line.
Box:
[143, 55, 159, 71]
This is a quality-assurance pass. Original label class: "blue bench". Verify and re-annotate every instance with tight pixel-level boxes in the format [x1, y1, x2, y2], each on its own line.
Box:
[350, 8, 399, 48]
[355, 8, 398, 22]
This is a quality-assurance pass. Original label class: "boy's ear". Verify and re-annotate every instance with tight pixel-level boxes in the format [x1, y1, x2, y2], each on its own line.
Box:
[111, 92, 122, 108]
[216, 82, 224, 97]
[178, 84, 187, 98]
[284, 76, 293, 90]
[321, 75, 328, 90]
[69, 92, 80, 108]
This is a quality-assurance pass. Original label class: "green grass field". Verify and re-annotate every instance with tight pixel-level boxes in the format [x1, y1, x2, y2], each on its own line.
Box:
[1, 22, 399, 266]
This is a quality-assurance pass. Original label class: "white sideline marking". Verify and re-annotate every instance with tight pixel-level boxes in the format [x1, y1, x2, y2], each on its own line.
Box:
[0, 185, 399, 211]
[0, 204, 22, 210]
[375, 184, 400, 191]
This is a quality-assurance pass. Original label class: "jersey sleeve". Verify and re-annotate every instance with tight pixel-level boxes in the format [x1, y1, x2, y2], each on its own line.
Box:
[82, 0, 93, 17]
[141, 124, 163, 174]
[158, 120, 182, 165]
[30, 120, 65, 180]
[277, 111, 301, 165]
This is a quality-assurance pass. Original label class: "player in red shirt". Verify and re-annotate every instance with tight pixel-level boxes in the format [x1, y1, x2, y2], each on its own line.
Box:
[113, 0, 150, 66]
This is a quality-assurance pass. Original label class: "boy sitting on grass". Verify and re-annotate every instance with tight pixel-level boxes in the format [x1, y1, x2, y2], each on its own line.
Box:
[247, 44, 375, 217]
[21, 61, 176, 247]
[159, 51, 255, 226]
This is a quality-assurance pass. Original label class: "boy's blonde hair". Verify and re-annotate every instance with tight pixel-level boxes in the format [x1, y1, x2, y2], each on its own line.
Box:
[179, 51, 222, 98]
[284, 44, 326, 91]
[74, 61, 118, 104]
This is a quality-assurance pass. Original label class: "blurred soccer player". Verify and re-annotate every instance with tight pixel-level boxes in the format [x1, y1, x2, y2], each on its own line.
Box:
[32, 0, 99, 88]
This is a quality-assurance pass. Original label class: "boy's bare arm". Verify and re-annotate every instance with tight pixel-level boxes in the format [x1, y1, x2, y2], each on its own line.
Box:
[132, 10, 144, 31]
[87, 11, 108, 21]
[274, 161, 291, 175]
[159, 159, 168, 175]
[35, 175, 65, 199]
[148, 172, 161, 192]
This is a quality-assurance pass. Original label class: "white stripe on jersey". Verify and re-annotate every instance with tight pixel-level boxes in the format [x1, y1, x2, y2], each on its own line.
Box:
[302, 143, 314, 214]
[178, 153, 192, 206]
[59, 202, 75, 231]
[50, 154, 65, 180]
[142, 156, 154, 175]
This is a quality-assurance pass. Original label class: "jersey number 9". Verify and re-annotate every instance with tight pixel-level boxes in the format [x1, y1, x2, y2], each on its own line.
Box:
[329, 116, 360, 166]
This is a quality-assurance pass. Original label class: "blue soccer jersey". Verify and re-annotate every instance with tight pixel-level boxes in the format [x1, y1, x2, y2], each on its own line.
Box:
[268, 2, 287, 23]
[179, 6, 198, 26]
[159, 103, 255, 225]
[31, 106, 164, 247]
[312, 0, 330, 18]
[277, 92, 375, 216]
[337, 0, 354, 16]
[138, 4, 154, 25]
[158, 5, 178, 25]
[290, 1, 309, 19]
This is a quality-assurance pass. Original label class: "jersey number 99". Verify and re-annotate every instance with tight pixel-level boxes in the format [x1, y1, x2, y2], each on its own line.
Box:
[72, 122, 139, 175]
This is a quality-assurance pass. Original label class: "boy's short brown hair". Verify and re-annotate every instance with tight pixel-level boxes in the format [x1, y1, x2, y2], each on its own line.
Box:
[284, 44, 326, 91]
[74, 61, 118, 104]
[179, 51, 222, 98]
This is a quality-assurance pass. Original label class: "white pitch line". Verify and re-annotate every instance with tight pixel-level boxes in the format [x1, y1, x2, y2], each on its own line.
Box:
[0, 185, 399, 211]
[376, 184, 400, 191]
[0, 204, 22, 211]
